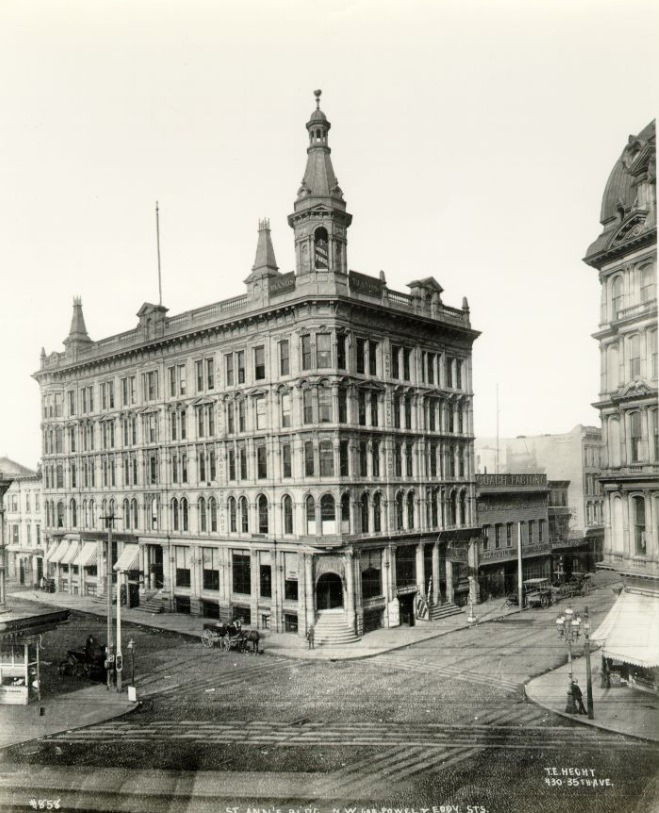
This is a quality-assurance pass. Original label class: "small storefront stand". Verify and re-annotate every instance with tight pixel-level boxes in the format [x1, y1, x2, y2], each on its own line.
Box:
[592, 587, 659, 697]
[0, 607, 70, 705]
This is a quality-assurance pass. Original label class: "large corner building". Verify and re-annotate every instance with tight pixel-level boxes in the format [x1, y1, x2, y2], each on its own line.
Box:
[34, 92, 481, 642]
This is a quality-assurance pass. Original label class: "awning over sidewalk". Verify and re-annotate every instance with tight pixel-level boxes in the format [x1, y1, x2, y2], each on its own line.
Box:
[592, 589, 659, 668]
[77, 542, 98, 568]
[61, 542, 80, 565]
[113, 544, 139, 572]
[46, 540, 70, 564]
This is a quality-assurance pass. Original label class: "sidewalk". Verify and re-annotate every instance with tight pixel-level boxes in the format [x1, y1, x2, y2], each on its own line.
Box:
[525, 657, 659, 743]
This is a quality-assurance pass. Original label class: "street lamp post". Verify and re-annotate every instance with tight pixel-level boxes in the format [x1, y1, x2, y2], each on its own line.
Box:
[127, 637, 135, 685]
[555, 606, 594, 719]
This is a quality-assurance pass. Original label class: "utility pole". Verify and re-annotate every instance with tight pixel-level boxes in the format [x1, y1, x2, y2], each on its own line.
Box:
[101, 511, 116, 691]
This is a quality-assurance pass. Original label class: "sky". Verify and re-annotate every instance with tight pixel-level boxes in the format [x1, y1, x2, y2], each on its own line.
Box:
[0, 0, 657, 469]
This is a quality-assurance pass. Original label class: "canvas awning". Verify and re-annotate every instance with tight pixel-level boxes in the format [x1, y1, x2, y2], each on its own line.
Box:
[77, 542, 98, 568]
[47, 540, 71, 564]
[113, 544, 140, 572]
[591, 589, 659, 668]
[61, 542, 80, 565]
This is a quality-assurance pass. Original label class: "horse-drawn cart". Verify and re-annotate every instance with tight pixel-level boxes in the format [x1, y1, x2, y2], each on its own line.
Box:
[201, 622, 260, 653]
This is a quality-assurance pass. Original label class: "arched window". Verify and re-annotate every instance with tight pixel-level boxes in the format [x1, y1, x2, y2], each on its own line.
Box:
[239, 497, 248, 533]
[632, 495, 646, 555]
[123, 499, 130, 530]
[373, 492, 382, 533]
[406, 492, 414, 529]
[318, 384, 333, 423]
[70, 499, 77, 528]
[320, 494, 336, 534]
[448, 492, 457, 526]
[360, 492, 370, 533]
[89, 499, 95, 529]
[45, 501, 51, 527]
[209, 497, 217, 532]
[430, 487, 439, 527]
[314, 226, 329, 269]
[228, 497, 237, 533]
[629, 411, 643, 462]
[199, 497, 207, 532]
[172, 498, 179, 531]
[395, 493, 404, 530]
[131, 499, 138, 530]
[607, 344, 619, 392]
[608, 417, 621, 466]
[340, 493, 350, 533]
[82, 499, 88, 529]
[181, 497, 189, 532]
[306, 495, 316, 534]
[283, 495, 294, 535]
[57, 501, 65, 528]
[258, 495, 269, 534]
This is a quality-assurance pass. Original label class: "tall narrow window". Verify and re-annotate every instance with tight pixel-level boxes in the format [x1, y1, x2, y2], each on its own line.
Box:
[257, 444, 267, 479]
[360, 493, 369, 533]
[319, 440, 334, 476]
[630, 411, 643, 462]
[305, 441, 315, 476]
[281, 391, 292, 428]
[301, 336, 312, 371]
[633, 495, 646, 554]
[337, 334, 346, 370]
[356, 338, 366, 374]
[258, 495, 269, 534]
[316, 334, 331, 368]
[318, 385, 332, 423]
[282, 444, 292, 478]
[283, 495, 294, 534]
[306, 496, 316, 534]
[303, 389, 313, 424]
[320, 494, 336, 534]
[279, 340, 290, 376]
[254, 346, 266, 380]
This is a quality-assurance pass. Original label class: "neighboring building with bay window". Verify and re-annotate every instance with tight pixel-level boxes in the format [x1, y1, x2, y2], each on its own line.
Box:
[34, 92, 481, 642]
[585, 120, 659, 694]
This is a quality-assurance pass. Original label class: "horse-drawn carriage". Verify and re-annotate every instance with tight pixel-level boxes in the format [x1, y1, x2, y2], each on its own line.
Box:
[201, 621, 260, 654]
[59, 637, 106, 681]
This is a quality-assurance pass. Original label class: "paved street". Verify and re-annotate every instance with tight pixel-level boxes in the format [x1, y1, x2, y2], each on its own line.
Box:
[2, 586, 658, 812]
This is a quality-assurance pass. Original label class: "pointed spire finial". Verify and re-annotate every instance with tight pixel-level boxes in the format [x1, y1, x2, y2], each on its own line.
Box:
[251, 217, 278, 274]
[314, 89, 322, 109]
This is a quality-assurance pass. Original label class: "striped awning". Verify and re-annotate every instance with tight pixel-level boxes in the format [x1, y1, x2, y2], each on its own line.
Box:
[61, 542, 80, 565]
[592, 590, 659, 668]
[47, 540, 70, 564]
[113, 544, 140, 572]
[78, 542, 98, 568]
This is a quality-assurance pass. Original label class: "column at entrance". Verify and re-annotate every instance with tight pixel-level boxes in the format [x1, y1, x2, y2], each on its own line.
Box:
[431, 542, 440, 605]
[345, 550, 355, 633]
[445, 557, 454, 603]
[304, 553, 314, 637]
[415, 544, 424, 595]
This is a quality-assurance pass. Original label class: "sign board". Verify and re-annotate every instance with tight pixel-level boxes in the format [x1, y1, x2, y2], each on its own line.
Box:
[387, 599, 400, 628]
[446, 545, 468, 564]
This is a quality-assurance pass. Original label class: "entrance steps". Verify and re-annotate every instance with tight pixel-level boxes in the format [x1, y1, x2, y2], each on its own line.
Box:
[134, 591, 165, 614]
[314, 611, 360, 646]
[427, 601, 464, 621]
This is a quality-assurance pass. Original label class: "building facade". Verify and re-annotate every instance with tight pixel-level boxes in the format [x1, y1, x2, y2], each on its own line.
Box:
[474, 425, 605, 573]
[474, 473, 551, 599]
[584, 120, 658, 581]
[34, 93, 481, 640]
[3, 469, 43, 587]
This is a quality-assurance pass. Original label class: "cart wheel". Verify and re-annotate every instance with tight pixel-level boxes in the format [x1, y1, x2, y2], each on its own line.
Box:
[540, 595, 550, 609]
[222, 636, 231, 652]
[201, 630, 214, 649]
[522, 595, 528, 609]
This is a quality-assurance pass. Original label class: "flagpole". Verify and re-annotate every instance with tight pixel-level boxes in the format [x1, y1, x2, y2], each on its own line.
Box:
[156, 201, 163, 306]
[517, 521, 524, 613]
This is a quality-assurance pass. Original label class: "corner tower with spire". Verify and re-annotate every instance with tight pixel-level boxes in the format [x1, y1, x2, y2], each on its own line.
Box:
[288, 90, 352, 277]
[63, 296, 92, 358]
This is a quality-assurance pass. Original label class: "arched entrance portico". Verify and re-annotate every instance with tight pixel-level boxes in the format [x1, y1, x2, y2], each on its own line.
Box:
[316, 572, 344, 610]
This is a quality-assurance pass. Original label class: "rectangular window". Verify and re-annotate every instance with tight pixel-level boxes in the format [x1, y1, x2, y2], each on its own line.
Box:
[360, 441, 368, 477]
[303, 389, 313, 424]
[195, 360, 204, 393]
[228, 449, 236, 481]
[67, 390, 76, 416]
[281, 391, 292, 427]
[238, 400, 246, 432]
[144, 370, 159, 401]
[282, 444, 292, 478]
[260, 565, 272, 598]
[316, 334, 331, 368]
[319, 441, 334, 476]
[405, 444, 413, 476]
[305, 441, 315, 476]
[358, 390, 367, 426]
[232, 553, 251, 595]
[339, 441, 349, 476]
[175, 546, 191, 587]
[279, 340, 290, 376]
[202, 548, 219, 591]
[370, 392, 378, 426]
[391, 345, 400, 379]
[369, 341, 378, 376]
[227, 403, 235, 434]
[372, 442, 380, 477]
[256, 444, 267, 479]
[237, 351, 245, 384]
[239, 447, 247, 480]
[301, 336, 312, 370]
[318, 387, 332, 423]
[206, 359, 215, 390]
[630, 411, 643, 462]
[255, 396, 267, 430]
[356, 338, 366, 374]
[225, 354, 234, 387]
[337, 334, 346, 370]
[506, 523, 513, 547]
[338, 388, 348, 423]
[284, 580, 298, 602]
[446, 358, 453, 388]
[403, 348, 411, 381]
[254, 346, 266, 380]
[427, 352, 435, 385]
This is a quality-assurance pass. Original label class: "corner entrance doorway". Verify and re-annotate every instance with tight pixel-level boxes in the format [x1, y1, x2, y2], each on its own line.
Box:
[316, 572, 343, 610]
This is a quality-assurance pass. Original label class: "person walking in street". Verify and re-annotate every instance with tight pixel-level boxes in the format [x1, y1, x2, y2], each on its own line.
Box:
[306, 624, 315, 650]
[572, 679, 587, 715]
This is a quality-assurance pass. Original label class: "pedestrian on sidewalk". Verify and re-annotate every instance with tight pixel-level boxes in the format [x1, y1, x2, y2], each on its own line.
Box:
[306, 625, 315, 649]
[572, 679, 587, 715]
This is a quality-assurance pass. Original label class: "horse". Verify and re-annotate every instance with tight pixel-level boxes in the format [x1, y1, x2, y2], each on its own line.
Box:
[243, 629, 261, 654]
